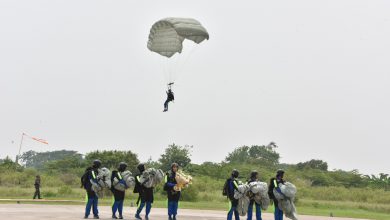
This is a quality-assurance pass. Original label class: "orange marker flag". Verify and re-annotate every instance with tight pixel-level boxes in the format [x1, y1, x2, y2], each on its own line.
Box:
[23, 133, 49, 145]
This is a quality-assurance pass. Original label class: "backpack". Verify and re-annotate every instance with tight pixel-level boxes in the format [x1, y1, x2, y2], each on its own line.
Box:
[222, 179, 229, 197]
[80, 167, 92, 188]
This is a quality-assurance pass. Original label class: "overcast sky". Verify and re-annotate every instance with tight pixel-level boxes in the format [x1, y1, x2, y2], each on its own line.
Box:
[0, 0, 389, 175]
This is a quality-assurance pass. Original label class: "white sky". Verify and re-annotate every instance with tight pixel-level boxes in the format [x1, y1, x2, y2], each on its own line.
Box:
[0, 0, 389, 175]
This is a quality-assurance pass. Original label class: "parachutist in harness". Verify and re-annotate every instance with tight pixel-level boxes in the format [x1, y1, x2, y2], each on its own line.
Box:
[163, 83, 175, 112]
[134, 163, 153, 220]
[111, 162, 128, 219]
[268, 169, 286, 220]
[82, 159, 102, 219]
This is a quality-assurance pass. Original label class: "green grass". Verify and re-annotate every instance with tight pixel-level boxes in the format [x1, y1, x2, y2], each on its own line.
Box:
[1, 186, 389, 220]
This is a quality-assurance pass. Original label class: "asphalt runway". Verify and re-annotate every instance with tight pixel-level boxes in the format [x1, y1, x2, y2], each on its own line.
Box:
[0, 204, 370, 220]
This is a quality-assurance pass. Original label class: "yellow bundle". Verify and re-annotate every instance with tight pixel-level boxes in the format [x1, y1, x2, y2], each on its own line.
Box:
[173, 171, 192, 191]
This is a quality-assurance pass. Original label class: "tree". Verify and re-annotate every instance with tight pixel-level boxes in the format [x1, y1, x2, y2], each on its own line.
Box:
[85, 150, 140, 174]
[363, 173, 390, 190]
[297, 159, 328, 171]
[158, 143, 192, 171]
[248, 144, 280, 165]
[225, 143, 280, 166]
[19, 150, 81, 169]
[44, 155, 86, 172]
[0, 156, 22, 171]
[225, 146, 250, 163]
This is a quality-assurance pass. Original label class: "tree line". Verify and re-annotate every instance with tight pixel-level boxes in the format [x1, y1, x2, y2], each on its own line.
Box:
[1, 143, 389, 190]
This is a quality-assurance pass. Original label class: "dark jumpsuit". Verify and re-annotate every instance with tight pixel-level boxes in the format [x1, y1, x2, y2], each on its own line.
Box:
[84, 168, 99, 218]
[111, 170, 125, 217]
[268, 178, 285, 220]
[164, 170, 181, 218]
[134, 173, 154, 217]
[226, 177, 240, 220]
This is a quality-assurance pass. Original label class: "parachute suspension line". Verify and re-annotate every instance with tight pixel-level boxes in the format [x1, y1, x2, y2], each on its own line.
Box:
[171, 43, 200, 82]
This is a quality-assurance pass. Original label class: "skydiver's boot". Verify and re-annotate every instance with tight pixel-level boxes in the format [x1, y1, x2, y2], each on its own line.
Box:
[93, 215, 99, 219]
[135, 214, 142, 220]
[173, 215, 176, 220]
[118, 215, 123, 219]
[168, 216, 173, 220]
[145, 216, 149, 220]
[112, 214, 118, 219]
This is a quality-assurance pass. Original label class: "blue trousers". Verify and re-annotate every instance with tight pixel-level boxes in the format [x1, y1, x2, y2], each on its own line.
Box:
[274, 205, 283, 220]
[112, 198, 124, 216]
[168, 201, 179, 217]
[227, 200, 240, 220]
[136, 201, 152, 217]
[85, 194, 99, 217]
[247, 200, 261, 220]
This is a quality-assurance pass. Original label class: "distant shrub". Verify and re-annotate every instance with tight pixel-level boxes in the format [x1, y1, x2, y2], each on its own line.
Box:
[57, 185, 73, 195]
[181, 185, 198, 202]
[42, 190, 57, 197]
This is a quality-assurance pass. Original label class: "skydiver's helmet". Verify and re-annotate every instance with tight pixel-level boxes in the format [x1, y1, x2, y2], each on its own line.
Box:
[276, 169, 285, 179]
[231, 169, 239, 179]
[118, 162, 128, 172]
[137, 163, 145, 173]
[250, 170, 258, 180]
[92, 159, 102, 169]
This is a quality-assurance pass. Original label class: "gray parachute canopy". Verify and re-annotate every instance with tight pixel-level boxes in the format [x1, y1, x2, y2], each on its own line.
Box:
[147, 17, 209, 58]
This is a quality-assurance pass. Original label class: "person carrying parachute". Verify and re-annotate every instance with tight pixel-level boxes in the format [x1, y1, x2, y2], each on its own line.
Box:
[223, 169, 241, 220]
[147, 17, 209, 112]
[110, 162, 128, 219]
[246, 171, 262, 220]
[81, 160, 102, 219]
[134, 163, 154, 220]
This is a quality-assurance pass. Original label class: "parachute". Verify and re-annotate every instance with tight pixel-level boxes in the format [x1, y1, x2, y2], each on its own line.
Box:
[147, 18, 209, 84]
[273, 182, 299, 220]
[91, 167, 111, 193]
[234, 184, 250, 216]
[233, 181, 270, 216]
[139, 168, 165, 188]
[112, 170, 136, 192]
[248, 181, 270, 210]
[147, 17, 209, 58]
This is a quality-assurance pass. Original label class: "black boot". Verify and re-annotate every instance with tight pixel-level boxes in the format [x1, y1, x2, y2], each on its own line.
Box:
[112, 214, 118, 219]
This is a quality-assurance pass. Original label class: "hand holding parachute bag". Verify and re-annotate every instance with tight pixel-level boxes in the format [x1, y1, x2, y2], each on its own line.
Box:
[273, 182, 298, 220]
[91, 167, 111, 193]
[112, 170, 136, 192]
[248, 181, 270, 210]
[234, 183, 250, 216]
